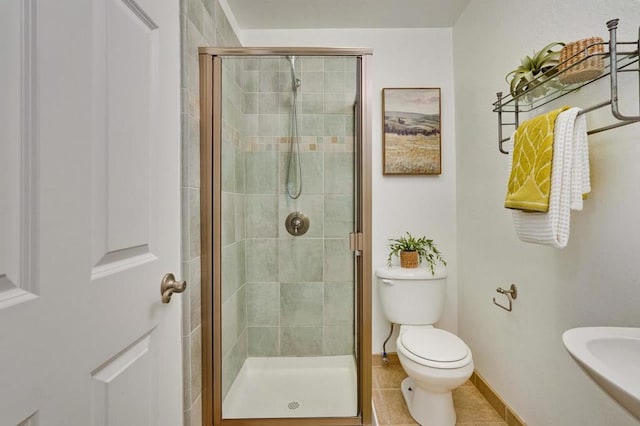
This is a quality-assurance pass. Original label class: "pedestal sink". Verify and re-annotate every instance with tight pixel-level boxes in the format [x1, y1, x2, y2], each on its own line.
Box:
[562, 327, 640, 420]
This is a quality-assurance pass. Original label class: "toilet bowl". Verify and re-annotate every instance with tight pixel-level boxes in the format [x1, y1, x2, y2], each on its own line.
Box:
[396, 325, 473, 426]
[375, 266, 474, 426]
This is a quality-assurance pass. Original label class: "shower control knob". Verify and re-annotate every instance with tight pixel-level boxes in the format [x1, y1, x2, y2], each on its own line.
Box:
[285, 211, 310, 236]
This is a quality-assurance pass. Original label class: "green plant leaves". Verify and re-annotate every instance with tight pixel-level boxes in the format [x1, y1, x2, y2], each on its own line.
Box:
[505, 41, 565, 98]
[386, 232, 446, 275]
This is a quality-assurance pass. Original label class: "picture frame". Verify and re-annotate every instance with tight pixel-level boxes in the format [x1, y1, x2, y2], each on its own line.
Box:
[382, 87, 441, 175]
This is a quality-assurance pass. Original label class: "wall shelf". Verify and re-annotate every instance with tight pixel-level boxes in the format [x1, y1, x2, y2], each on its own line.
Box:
[493, 19, 640, 154]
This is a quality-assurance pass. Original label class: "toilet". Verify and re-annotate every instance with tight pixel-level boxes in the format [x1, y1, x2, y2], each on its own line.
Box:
[376, 266, 473, 426]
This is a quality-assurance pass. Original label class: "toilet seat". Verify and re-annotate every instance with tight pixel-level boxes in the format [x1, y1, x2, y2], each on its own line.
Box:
[398, 328, 471, 369]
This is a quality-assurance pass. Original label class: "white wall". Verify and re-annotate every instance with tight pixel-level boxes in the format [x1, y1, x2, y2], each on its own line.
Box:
[242, 28, 458, 353]
[454, 1, 640, 425]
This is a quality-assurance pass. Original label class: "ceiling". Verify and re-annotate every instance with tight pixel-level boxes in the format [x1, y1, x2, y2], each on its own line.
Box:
[225, 0, 472, 30]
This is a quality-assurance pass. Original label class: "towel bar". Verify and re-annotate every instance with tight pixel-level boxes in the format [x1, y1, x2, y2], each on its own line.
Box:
[494, 19, 640, 154]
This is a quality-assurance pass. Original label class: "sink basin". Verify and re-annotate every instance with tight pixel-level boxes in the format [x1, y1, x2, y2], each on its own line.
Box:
[562, 327, 640, 420]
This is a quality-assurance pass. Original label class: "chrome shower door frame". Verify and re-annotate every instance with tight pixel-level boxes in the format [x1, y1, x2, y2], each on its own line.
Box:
[199, 47, 373, 426]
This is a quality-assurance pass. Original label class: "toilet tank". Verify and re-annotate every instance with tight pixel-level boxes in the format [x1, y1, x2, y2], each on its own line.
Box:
[375, 266, 447, 325]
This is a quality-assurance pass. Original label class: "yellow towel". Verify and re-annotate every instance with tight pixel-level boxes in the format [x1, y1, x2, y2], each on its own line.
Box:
[505, 106, 569, 212]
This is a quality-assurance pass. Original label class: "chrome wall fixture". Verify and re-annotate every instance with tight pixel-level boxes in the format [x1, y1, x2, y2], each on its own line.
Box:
[493, 284, 518, 312]
[285, 55, 303, 199]
[493, 19, 640, 154]
[284, 211, 309, 236]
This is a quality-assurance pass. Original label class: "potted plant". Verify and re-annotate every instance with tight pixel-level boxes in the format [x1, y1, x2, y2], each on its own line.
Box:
[387, 232, 446, 274]
[505, 41, 565, 100]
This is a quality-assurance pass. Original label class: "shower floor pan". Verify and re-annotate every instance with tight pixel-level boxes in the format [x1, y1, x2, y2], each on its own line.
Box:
[223, 355, 358, 419]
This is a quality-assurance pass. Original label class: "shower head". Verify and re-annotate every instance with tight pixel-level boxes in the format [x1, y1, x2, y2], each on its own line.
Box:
[286, 55, 301, 91]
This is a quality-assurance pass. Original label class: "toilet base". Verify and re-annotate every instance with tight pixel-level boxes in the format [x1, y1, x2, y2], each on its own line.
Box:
[400, 377, 456, 426]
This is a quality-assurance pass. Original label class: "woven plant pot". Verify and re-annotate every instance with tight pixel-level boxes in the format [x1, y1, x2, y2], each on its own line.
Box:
[400, 251, 419, 268]
[558, 37, 605, 84]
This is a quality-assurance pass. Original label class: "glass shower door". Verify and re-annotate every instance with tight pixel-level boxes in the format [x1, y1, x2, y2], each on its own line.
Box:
[218, 54, 359, 420]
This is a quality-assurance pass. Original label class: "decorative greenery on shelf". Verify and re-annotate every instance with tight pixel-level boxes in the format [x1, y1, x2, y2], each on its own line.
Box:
[387, 232, 446, 275]
[506, 42, 565, 99]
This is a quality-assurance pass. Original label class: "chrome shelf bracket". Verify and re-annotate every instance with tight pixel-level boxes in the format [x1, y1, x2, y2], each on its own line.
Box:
[493, 19, 640, 154]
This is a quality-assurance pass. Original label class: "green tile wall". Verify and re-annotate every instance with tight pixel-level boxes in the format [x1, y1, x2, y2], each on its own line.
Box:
[180, 1, 241, 424]
[220, 56, 247, 402]
[234, 57, 358, 358]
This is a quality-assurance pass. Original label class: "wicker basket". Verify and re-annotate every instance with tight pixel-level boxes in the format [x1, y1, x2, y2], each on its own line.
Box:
[558, 37, 605, 84]
[400, 251, 419, 268]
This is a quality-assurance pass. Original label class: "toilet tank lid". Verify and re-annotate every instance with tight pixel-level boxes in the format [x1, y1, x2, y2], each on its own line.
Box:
[375, 265, 447, 280]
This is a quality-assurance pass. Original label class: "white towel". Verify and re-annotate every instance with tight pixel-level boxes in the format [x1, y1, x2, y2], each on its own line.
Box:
[508, 107, 590, 248]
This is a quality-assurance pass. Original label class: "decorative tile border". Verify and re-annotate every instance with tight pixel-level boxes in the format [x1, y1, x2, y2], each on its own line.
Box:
[244, 136, 354, 152]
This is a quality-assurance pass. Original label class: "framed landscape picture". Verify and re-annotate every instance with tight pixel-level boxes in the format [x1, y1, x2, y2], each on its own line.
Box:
[382, 88, 441, 175]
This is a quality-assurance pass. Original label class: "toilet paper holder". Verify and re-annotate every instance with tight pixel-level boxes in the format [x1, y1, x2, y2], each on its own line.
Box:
[493, 284, 517, 312]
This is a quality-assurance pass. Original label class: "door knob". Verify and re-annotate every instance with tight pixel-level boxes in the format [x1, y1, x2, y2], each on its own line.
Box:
[161, 273, 186, 303]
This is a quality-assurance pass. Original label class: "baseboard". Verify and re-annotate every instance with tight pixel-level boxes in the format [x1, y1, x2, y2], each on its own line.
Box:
[372, 353, 527, 425]
[471, 370, 527, 426]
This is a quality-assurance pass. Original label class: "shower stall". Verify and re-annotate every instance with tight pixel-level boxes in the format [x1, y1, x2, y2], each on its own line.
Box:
[199, 48, 372, 425]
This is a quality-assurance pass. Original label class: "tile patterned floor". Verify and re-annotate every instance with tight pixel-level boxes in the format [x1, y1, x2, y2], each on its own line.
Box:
[372, 361, 507, 426]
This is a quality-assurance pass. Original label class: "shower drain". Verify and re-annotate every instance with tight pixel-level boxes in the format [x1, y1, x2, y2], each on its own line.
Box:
[288, 401, 300, 410]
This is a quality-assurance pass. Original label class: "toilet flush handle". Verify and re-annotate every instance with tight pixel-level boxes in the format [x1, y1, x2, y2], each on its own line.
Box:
[382, 279, 394, 286]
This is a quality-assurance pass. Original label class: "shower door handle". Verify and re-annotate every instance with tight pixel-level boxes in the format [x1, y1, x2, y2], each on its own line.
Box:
[161, 273, 187, 303]
[349, 232, 364, 254]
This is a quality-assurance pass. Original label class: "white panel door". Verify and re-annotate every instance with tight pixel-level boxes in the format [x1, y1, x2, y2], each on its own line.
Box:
[0, 0, 183, 425]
